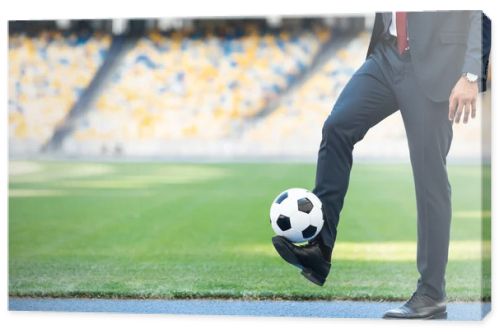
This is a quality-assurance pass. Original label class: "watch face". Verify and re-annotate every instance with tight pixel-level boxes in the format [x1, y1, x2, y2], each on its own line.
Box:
[466, 73, 478, 82]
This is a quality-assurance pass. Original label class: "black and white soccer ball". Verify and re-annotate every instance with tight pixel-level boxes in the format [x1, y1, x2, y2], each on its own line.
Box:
[270, 188, 324, 243]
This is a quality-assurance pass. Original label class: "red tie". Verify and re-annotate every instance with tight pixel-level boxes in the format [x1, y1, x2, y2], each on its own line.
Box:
[396, 12, 409, 54]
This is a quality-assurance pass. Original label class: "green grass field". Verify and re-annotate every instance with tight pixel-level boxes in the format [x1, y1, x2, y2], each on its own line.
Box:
[9, 161, 490, 301]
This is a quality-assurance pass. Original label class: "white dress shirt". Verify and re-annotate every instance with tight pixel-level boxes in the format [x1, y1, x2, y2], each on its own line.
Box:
[388, 12, 398, 37]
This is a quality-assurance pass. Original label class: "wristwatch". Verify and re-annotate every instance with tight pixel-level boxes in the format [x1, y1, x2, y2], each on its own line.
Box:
[463, 72, 479, 83]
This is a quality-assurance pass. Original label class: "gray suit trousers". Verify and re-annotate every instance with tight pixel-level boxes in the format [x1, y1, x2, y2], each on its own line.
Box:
[313, 37, 453, 300]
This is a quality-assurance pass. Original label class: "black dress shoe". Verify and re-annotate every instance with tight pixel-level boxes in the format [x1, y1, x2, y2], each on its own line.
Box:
[383, 293, 447, 319]
[272, 236, 331, 286]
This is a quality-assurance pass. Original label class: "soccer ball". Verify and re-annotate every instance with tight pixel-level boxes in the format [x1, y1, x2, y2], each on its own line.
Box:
[269, 188, 324, 243]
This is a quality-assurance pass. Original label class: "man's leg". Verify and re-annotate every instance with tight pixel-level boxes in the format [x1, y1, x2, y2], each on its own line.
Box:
[382, 68, 451, 319]
[397, 80, 453, 302]
[272, 56, 399, 286]
[313, 57, 399, 256]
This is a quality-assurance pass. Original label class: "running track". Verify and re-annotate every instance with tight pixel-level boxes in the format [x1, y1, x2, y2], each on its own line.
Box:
[9, 298, 490, 320]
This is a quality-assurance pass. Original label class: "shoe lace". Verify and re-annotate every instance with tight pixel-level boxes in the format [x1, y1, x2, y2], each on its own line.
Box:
[307, 239, 332, 262]
[405, 292, 429, 307]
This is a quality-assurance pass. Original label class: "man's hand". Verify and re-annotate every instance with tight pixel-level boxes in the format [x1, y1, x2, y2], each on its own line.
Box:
[448, 76, 479, 124]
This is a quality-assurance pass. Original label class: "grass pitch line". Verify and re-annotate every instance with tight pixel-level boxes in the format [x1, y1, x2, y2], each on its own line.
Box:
[237, 240, 491, 261]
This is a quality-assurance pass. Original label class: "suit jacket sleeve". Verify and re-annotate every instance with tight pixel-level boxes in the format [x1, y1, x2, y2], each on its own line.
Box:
[480, 12, 491, 91]
[462, 11, 491, 92]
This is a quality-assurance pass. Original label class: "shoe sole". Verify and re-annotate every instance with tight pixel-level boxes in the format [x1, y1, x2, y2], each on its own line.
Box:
[301, 268, 326, 286]
[272, 236, 326, 287]
[383, 311, 448, 320]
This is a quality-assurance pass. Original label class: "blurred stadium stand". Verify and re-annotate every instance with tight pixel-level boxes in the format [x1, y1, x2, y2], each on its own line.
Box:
[9, 23, 110, 154]
[8, 17, 487, 161]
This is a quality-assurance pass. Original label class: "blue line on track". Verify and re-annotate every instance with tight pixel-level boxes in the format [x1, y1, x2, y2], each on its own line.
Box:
[9, 298, 490, 320]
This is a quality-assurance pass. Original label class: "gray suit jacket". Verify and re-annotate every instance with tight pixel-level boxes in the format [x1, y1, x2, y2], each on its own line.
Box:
[366, 11, 490, 102]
